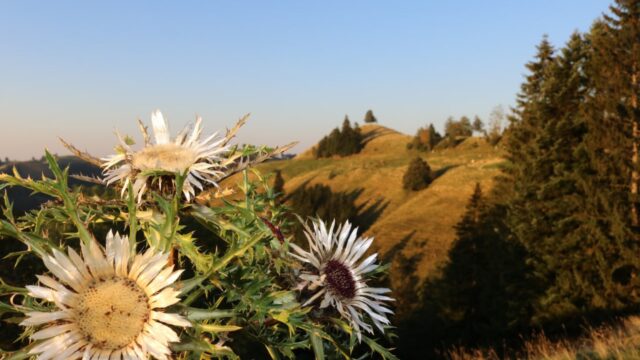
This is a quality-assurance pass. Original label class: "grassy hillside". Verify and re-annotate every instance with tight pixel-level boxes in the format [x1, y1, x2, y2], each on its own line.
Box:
[448, 316, 640, 360]
[252, 124, 505, 280]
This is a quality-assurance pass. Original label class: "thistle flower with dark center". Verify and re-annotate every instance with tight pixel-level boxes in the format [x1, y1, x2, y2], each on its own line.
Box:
[289, 218, 394, 341]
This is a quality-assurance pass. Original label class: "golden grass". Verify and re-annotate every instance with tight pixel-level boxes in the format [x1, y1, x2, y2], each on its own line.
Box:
[447, 316, 640, 360]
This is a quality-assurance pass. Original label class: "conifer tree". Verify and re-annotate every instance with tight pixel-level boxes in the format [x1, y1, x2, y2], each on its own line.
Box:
[596, 1, 640, 226]
[444, 117, 455, 137]
[472, 116, 485, 134]
[459, 116, 473, 137]
[273, 169, 285, 196]
[505, 28, 640, 326]
[402, 156, 432, 191]
[364, 109, 377, 123]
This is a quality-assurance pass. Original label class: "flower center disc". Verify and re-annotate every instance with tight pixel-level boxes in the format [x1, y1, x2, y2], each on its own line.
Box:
[75, 277, 149, 350]
[132, 144, 197, 172]
[324, 260, 357, 299]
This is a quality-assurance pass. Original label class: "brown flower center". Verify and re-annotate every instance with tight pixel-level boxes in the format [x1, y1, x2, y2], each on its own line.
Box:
[75, 276, 149, 350]
[323, 260, 357, 299]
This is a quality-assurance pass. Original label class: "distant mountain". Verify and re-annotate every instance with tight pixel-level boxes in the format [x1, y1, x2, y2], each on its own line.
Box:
[0, 156, 102, 214]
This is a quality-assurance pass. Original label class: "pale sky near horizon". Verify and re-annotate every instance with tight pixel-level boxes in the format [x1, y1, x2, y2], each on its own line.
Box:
[1, 1, 609, 160]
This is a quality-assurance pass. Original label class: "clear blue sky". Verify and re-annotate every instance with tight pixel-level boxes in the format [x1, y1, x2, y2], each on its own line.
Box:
[0, 1, 609, 160]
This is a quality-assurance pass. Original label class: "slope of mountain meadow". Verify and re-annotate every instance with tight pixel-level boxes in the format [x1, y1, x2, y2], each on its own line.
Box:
[256, 124, 505, 280]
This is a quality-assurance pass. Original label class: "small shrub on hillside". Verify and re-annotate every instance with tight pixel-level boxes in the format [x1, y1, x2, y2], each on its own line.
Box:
[402, 156, 432, 191]
[364, 109, 378, 123]
[272, 169, 285, 195]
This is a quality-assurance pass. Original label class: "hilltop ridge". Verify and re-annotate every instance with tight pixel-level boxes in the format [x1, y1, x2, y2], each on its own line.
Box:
[256, 123, 505, 280]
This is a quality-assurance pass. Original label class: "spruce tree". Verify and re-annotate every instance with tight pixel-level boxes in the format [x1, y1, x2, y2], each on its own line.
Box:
[273, 169, 285, 196]
[472, 116, 485, 134]
[459, 116, 473, 137]
[592, 0, 640, 227]
[505, 27, 640, 327]
[428, 124, 441, 145]
[502, 36, 557, 324]
[364, 109, 377, 123]
[402, 157, 432, 191]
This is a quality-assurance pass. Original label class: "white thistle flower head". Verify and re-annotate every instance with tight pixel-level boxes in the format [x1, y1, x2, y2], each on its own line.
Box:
[21, 231, 191, 360]
[102, 110, 230, 203]
[289, 218, 394, 341]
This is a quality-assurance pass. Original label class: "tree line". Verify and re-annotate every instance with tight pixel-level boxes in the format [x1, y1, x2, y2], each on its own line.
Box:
[398, 1, 640, 357]
[314, 110, 377, 158]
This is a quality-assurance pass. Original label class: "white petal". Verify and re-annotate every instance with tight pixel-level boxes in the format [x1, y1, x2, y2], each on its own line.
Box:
[136, 254, 170, 289]
[52, 338, 85, 360]
[21, 311, 69, 326]
[81, 238, 111, 278]
[185, 116, 203, 146]
[151, 110, 170, 145]
[128, 248, 155, 280]
[146, 320, 180, 343]
[43, 255, 83, 293]
[146, 268, 182, 296]
[32, 323, 76, 340]
[151, 311, 191, 327]
[67, 248, 92, 283]
[150, 287, 182, 309]
[26, 285, 55, 302]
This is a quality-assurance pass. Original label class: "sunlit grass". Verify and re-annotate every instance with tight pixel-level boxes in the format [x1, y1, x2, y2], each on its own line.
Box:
[447, 316, 640, 360]
[228, 124, 505, 282]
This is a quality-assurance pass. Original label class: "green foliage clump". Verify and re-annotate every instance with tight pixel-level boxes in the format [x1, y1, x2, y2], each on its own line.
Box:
[402, 157, 432, 191]
[315, 117, 364, 158]
[406, 124, 442, 152]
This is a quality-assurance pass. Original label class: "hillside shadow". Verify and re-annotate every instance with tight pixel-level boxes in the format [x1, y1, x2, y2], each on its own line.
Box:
[355, 197, 389, 233]
[432, 164, 460, 181]
[383, 230, 416, 263]
[286, 182, 388, 233]
[362, 126, 395, 146]
[381, 231, 428, 351]
[395, 201, 538, 359]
